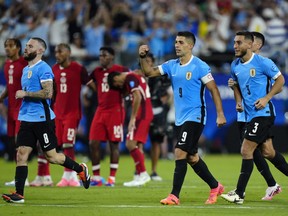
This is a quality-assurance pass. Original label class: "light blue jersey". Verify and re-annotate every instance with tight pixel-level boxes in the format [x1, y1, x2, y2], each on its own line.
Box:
[159, 55, 213, 126]
[231, 53, 281, 122]
[18, 60, 55, 122]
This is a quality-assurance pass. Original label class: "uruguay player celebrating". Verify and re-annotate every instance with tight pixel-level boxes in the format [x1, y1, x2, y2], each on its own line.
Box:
[139, 31, 227, 205]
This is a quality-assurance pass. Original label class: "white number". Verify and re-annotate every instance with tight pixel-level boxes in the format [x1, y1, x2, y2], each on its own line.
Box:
[113, 125, 122, 138]
[67, 128, 75, 141]
[181, 131, 187, 142]
[252, 122, 259, 133]
[60, 83, 67, 93]
[43, 133, 49, 144]
[101, 82, 109, 92]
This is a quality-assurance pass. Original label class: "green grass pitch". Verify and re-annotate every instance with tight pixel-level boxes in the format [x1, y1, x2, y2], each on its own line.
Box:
[1, 154, 288, 216]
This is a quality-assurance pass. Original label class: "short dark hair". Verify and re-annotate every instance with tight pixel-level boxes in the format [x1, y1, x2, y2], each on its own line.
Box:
[100, 46, 115, 56]
[177, 31, 196, 45]
[57, 43, 71, 52]
[31, 37, 47, 50]
[107, 71, 121, 90]
[251, 31, 265, 48]
[235, 31, 254, 42]
[4, 38, 22, 55]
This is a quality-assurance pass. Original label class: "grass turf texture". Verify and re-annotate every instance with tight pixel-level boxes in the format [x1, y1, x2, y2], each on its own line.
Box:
[1, 154, 288, 216]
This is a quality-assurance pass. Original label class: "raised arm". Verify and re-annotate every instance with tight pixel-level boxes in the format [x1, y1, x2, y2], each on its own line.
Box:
[139, 45, 161, 78]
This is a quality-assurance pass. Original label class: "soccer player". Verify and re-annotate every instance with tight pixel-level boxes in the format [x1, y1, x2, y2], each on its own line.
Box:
[227, 32, 281, 200]
[139, 31, 227, 205]
[31, 43, 90, 187]
[87, 47, 128, 186]
[1, 37, 90, 204]
[0, 38, 29, 187]
[221, 31, 286, 204]
[107, 71, 153, 187]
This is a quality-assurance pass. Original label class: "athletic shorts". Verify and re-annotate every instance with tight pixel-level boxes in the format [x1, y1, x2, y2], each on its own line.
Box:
[237, 121, 246, 144]
[127, 118, 152, 144]
[7, 115, 20, 137]
[16, 120, 58, 152]
[174, 121, 204, 155]
[89, 109, 124, 142]
[244, 116, 275, 144]
[55, 118, 79, 146]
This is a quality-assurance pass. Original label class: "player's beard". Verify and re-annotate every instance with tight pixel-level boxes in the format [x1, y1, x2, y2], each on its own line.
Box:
[24, 51, 37, 61]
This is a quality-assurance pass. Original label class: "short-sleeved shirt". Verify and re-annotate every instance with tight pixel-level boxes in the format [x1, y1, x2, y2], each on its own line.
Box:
[90, 64, 128, 111]
[231, 53, 281, 122]
[159, 55, 214, 126]
[4, 57, 27, 119]
[52, 61, 89, 120]
[18, 60, 55, 122]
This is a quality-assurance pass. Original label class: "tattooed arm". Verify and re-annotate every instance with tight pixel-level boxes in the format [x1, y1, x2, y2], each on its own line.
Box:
[15, 80, 54, 100]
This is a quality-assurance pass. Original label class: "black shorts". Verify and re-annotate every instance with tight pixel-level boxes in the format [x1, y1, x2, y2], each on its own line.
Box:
[175, 121, 204, 155]
[244, 116, 275, 144]
[16, 120, 58, 152]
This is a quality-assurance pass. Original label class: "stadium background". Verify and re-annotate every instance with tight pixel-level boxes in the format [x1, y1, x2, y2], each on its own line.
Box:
[0, 0, 287, 157]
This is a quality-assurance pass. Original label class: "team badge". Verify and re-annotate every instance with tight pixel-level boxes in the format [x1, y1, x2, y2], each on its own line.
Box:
[28, 71, 32, 79]
[186, 72, 192, 80]
[250, 69, 256, 77]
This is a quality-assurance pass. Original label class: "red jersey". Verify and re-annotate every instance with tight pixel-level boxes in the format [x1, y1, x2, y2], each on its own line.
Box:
[52, 61, 89, 120]
[90, 64, 128, 111]
[124, 72, 153, 121]
[4, 56, 27, 119]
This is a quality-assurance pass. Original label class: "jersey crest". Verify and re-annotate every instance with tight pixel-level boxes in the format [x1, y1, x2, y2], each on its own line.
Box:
[186, 72, 192, 80]
[250, 69, 256, 77]
[28, 70, 32, 79]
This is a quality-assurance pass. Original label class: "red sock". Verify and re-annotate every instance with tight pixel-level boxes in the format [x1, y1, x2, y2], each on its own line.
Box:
[63, 147, 75, 172]
[37, 155, 50, 176]
[130, 148, 146, 174]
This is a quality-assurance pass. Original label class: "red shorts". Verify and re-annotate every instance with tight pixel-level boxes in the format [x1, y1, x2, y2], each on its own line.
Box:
[89, 109, 124, 142]
[7, 113, 20, 137]
[127, 118, 152, 144]
[55, 118, 79, 146]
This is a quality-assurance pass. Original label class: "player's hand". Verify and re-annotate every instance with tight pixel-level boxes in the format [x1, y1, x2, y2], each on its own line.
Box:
[255, 97, 268, 110]
[128, 117, 136, 132]
[228, 78, 235, 88]
[15, 90, 27, 99]
[216, 114, 226, 127]
[236, 102, 243, 112]
[139, 45, 149, 58]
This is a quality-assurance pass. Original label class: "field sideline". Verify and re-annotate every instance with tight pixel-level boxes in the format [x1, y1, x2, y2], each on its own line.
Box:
[1, 154, 288, 216]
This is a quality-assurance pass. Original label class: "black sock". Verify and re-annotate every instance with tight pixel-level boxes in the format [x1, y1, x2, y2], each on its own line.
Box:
[191, 157, 218, 189]
[15, 166, 28, 196]
[171, 159, 187, 198]
[253, 149, 276, 187]
[236, 159, 253, 198]
[62, 156, 83, 173]
[269, 151, 288, 176]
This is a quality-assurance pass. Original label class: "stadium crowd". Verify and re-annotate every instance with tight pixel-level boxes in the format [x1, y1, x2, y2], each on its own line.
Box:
[0, 0, 287, 159]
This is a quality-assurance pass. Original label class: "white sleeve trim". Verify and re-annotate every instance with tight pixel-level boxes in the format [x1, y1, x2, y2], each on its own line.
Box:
[272, 71, 282, 80]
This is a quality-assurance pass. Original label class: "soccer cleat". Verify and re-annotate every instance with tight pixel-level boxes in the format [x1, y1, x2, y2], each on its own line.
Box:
[5, 179, 29, 187]
[2, 192, 24, 204]
[262, 183, 282, 200]
[56, 178, 69, 187]
[105, 177, 115, 187]
[221, 190, 244, 204]
[151, 172, 163, 181]
[160, 194, 180, 205]
[68, 179, 80, 187]
[30, 176, 53, 187]
[123, 172, 151, 187]
[205, 183, 224, 204]
[90, 177, 106, 186]
[78, 163, 90, 189]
